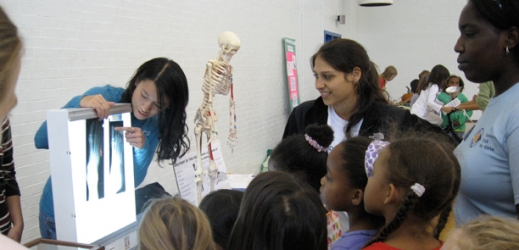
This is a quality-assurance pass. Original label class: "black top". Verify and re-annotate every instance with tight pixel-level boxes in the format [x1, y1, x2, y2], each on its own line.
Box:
[283, 97, 446, 141]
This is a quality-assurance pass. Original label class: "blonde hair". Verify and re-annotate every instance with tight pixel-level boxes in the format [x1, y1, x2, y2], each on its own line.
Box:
[454, 216, 519, 250]
[138, 196, 217, 250]
[380, 65, 397, 79]
[0, 6, 22, 108]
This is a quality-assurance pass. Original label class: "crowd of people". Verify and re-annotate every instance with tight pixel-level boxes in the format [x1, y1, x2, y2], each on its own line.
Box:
[2, 0, 519, 249]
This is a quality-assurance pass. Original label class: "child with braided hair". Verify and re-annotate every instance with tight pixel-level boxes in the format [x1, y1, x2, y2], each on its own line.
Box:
[362, 133, 460, 250]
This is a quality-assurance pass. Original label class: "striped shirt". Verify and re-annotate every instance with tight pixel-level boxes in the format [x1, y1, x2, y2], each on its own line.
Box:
[0, 118, 20, 235]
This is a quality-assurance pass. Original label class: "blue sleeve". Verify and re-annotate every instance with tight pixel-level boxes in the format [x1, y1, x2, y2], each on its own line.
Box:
[133, 136, 153, 187]
[34, 85, 123, 149]
[132, 118, 160, 187]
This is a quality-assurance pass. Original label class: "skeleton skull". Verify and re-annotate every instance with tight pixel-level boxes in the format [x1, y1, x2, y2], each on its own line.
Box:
[218, 31, 241, 62]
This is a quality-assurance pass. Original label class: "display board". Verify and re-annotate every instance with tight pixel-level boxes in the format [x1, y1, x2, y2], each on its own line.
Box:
[47, 104, 135, 244]
[283, 38, 300, 110]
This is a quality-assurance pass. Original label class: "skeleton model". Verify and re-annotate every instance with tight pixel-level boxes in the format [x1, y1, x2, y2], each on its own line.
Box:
[194, 31, 240, 204]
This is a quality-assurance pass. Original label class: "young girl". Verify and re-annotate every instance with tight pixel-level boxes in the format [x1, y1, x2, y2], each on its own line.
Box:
[0, 5, 24, 243]
[269, 124, 342, 247]
[379, 66, 397, 90]
[437, 75, 473, 140]
[269, 124, 334, 192]
[411, 65, 455, 126]
[199, 189, 243, 250]
[227, 171, 328, 250]
[139, 196, 217, 250]
[320, 137, 384, 250]
[35, 57, 191, 239]
[362, 135, 460, 250]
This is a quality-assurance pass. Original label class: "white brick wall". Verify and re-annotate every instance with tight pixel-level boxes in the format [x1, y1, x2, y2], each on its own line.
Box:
[0, 0, 470, 244]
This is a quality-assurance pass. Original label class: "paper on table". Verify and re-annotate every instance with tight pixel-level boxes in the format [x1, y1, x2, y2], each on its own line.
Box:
[227, 174, 255, 190]
[173, 139, 230, 205]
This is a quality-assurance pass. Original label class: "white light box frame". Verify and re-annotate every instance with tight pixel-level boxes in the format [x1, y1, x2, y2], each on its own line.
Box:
[47, 104, 136, 244]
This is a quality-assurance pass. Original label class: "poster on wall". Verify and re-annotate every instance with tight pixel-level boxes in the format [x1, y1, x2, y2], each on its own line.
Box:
[283, 38, 300, 110]
[173, 139, 230, 205]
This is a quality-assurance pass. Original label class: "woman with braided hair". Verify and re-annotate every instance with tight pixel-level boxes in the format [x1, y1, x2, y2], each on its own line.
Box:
[362, 133, 460, 250]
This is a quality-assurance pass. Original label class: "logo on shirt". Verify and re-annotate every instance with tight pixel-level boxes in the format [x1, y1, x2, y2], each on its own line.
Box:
[469, 128, 484, 148]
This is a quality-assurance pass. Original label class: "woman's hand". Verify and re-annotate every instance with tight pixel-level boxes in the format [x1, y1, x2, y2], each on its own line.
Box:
[115, 127, 146, 149]
[80, 95, 115, 120]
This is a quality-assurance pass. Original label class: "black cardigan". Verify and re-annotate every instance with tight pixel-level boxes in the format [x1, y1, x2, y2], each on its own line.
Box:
[282, 97, 446, 141]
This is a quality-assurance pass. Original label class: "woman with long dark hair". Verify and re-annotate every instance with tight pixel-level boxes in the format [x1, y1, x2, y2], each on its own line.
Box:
[35, 57, 190, 239]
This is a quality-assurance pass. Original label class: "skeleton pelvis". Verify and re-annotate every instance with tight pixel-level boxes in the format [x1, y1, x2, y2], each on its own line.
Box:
[194, 108, 218, 131]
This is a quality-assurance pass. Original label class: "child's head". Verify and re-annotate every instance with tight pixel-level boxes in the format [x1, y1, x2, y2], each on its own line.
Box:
[381, 65, 397, 81]
[139, 196, 217, 250]
[363, 135, 460, 245]
[321, 136, 372, 211]
[442, 216, 519, 250]
[416, 71, 431, 94]
[419, 64, 450, 92]
[199, 189, 243, 250]
[410, 79, 419, 94]
[418, 70, 430, 80]
[269, 124, 334, 192]
[228, 171, 327, 250]
[446, 75, 465, 93]
[320, 136, 385, 227]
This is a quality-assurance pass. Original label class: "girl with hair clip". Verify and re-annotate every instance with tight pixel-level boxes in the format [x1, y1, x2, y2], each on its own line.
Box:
[320, 137, 385, 250]
[283, 39, 444, 154]
[437, 75, 473, 140]
[269, 124, 342, 248]
[415, 70, 430, 95]
[34, 57, 190, 239]
[269, 124, 334, 192]
[0, 5, 24, 243]
[441, 215, 519, 250]
[227, 171, 328, 250]
[411, 65, 456, 126]
[453, 0, 519, 226]
[138, 196, 217, 250]
[362, 134, 461, 250]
